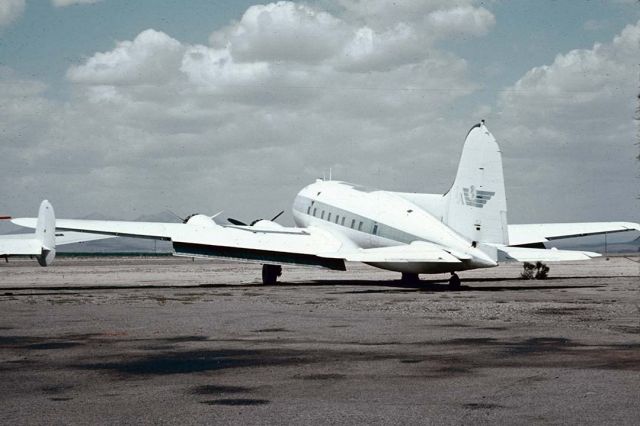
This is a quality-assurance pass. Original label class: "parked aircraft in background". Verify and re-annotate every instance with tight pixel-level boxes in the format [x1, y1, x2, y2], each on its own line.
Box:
[1, 200, 111, 266]
[12, 122, 640, 284]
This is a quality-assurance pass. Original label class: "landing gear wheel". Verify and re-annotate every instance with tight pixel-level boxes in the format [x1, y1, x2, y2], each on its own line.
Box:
[401, 273, 420, 284]
[261, 264, 282, 285]
[448, 272, 461, 289]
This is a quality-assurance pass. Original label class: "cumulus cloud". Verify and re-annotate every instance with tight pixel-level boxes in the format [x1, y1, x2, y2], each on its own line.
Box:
[426, 6, 495, 37]
[67, 29, 184, 85]
[52, 0, 103, 7]
[210, 2, 351, 63]
[334, 0, 495, 36]
[0, 0, 25, 28]
[2, 1, 635, 228]
[1, 1, 489, 219]
[495, 21, 640, 222]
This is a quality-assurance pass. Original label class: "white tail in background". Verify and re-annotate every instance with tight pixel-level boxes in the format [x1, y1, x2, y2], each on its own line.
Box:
[35, 200, 56, 266]
[444, 122, 508, 245]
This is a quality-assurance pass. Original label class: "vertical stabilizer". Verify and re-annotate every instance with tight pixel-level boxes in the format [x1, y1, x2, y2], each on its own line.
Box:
[35, 200, 56, 266]
[444, 122, 508, 245]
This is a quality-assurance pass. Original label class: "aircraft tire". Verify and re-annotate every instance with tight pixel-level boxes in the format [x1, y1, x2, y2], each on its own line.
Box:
[262, 264, 282, 285]
[448, 272, 461, 289]
[401, 273, 420, 284]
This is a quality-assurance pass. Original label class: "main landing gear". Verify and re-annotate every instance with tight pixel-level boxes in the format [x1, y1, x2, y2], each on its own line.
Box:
[401, 272, 461, 289]
[448, 272, 461, 289]
[261, 264, 282, 285]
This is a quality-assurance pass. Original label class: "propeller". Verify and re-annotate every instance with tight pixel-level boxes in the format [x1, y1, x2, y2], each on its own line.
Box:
[227, 210, 285, 227]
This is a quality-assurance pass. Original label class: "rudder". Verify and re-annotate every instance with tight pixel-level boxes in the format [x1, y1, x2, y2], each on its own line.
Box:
[444, 122, 508, 245]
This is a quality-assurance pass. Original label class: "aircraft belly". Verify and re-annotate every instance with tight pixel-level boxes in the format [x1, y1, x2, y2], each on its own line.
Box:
[365, 261, 460, 274]
[364, 258, 493, 274]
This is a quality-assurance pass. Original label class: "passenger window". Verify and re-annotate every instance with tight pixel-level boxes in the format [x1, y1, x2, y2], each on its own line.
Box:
[321, 210, 325, 219]
[313, 208, 317, 216]
[327, 212, 332, 221]
[350, 219, 355, 229]
[341, 217, 345, 226]
[358, 221, 363, 231]
[307, 206, 311, 214]
[373, 224, 378, 235]
[335, 215, 340, 224]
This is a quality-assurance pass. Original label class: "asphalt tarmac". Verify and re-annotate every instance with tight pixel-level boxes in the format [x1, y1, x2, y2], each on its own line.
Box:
[1, 256, 639, 425]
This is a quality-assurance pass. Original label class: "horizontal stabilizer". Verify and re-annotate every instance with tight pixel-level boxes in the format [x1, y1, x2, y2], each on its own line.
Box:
[321, 241, 465, 263]
[495, 245, 601, 262]
[0, 238, 42, 256]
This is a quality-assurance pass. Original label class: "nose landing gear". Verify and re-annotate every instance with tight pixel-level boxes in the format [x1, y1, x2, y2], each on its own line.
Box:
[262, 264, 282, 285]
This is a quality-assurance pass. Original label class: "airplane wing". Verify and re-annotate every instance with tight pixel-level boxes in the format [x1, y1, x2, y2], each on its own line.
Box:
[11, 218, 184, 241]
[508, 222, 640, 247]
[11, 217, 347, 270]
[53, 231, 115, 245]
[10, 217, 477, 270]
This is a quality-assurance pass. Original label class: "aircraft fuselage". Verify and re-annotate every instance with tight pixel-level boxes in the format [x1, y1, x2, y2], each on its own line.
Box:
[291, 180, 496, 273]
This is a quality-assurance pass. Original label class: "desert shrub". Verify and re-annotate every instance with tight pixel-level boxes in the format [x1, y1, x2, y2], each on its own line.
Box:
[521, 261, 550, 279]
[535, 261, 550, 279]
[520, 262, 535, 279]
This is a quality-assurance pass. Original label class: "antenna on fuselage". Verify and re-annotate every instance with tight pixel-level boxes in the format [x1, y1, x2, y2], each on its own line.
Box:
[329, 167, 332, 181]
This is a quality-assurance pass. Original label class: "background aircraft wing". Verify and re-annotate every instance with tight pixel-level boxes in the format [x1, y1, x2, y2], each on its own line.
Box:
[508, 222, 640, 247]
[493, 245, 601, 262]
[11, 217, 346, 270]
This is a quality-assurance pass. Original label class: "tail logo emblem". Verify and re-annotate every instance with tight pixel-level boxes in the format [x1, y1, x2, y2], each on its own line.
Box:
[462, 186, 495, 208]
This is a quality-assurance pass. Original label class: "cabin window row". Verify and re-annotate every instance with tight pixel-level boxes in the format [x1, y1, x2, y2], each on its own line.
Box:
[307, 205, 371, 233]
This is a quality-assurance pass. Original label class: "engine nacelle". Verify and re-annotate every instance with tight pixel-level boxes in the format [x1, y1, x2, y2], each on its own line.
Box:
[185, 214, 218, 228]
[251, 220, 284, 230]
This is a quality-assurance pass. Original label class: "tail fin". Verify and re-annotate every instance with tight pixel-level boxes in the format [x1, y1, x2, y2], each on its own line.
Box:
[35, 200, 56, 266]
[443, 122, 508, 245]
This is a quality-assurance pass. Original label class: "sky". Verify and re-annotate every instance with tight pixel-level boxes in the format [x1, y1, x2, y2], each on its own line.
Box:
[0, 0, 639, 229]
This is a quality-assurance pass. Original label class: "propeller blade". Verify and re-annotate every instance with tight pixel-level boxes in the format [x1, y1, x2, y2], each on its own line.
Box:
[166, 210, 185, 223]
[227, 218, 247, 226]
[270, 210, 285, 222]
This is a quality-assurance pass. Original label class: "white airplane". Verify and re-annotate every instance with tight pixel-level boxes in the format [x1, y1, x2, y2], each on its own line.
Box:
[11, 122, 640, 284]
[1, 200, 111, 266]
